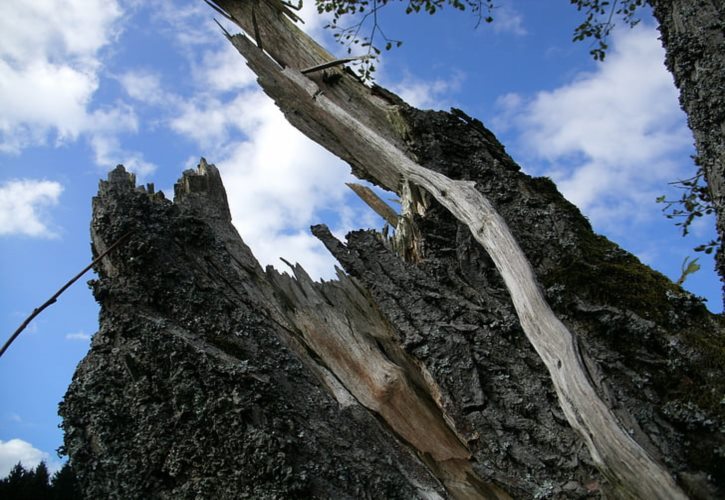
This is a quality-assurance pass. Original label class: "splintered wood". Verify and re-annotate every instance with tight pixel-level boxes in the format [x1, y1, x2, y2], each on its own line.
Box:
[207, 1, 687, 498]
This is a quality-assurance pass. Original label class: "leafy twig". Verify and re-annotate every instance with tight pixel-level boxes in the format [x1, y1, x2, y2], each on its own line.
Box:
[677, 256, 701, 286]
[318, 0, 491, 80]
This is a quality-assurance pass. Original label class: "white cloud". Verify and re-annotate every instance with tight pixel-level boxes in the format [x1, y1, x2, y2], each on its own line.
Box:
[170, 91, 272, 150]
[86, 105, 157, 177]
[90, 135, 156, 178]
[497, 25, 692, 231]
[0, 60, 98, 152]
[0, 0, 157, 174]
[0, 0, 123, 152]
[0, 439, 61, 477]
[209, 105, 358, 280]
[491, 92, 523, 132]
[165, 75, 365, 279]
[388, 72, 464, 110]
[0, 0, 121, 66]
[193, 45, 258, 93]
[89, 103, 140, 135]
[150, 1, 224, 49]
[492, 5, 527, 36]
[119, 70, 166, 104]
[0, 179, 63, 238]
[65, 331, 91, 341]
[156, 25, 366, 279]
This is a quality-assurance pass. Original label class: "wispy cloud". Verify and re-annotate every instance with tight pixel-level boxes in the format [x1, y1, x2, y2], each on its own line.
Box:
[119, 70, 167, 105]
[493, 24, 692, 232]
[89, 135, 156, 179]
[388, 71, 465, 110]
[65, 331, 91, 342]
[192, 44, 258, 93]
[6, 413, 22, 423]
[0, 179, 63, 238]
[491, 4, 527, 36]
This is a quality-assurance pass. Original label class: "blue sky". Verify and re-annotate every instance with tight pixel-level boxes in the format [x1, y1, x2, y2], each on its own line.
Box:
[0, 0, 720, 475]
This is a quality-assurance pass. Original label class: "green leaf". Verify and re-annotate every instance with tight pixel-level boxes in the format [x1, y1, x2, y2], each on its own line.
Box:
[677, 256, 701, 285]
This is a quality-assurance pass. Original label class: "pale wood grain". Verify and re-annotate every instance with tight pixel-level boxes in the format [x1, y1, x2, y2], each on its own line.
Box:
[207, 2, 688, 497]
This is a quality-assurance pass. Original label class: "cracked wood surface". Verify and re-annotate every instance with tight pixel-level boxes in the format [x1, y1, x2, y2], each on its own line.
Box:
[265, 263, 511, 499]
[208, 1, 688, 497]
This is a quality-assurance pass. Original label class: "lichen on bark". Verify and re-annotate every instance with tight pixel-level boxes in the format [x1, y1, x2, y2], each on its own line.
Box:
[650, 0, 725, 304]
[61, 137, 722, 498]
[59, 1, 724, 497]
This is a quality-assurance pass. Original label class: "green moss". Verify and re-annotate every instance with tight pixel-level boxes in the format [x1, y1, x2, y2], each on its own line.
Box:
[544, 227, 725, 419]
[385, 107, 413, 144]
[679, 321, 725, 419]
[543, 231, 684, 323]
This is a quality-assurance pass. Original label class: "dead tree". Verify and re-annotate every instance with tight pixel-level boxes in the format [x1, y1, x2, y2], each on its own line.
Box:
[59, 1, 723, 498]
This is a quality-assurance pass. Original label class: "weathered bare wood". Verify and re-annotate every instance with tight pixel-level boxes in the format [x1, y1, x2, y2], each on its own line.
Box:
[265, 264, 514, 499]
[213, 0, 411, 187]
[211, 2, 688, 498]
[346, 182, 399, 226]
[301, 55, 372, 75]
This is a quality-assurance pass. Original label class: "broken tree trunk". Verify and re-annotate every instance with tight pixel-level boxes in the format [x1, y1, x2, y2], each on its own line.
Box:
[59, 2, 724, 499]
[649, 0, 725, 304]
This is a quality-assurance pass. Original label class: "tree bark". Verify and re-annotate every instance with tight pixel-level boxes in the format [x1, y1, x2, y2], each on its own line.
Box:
[649, 0, 725, 304]
[59, 2, 724, 498]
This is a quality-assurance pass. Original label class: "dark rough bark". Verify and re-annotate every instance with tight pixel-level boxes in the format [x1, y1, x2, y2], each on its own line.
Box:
[58, 1, 725, 496]
[649, 0, 725, 303]
[318, 106, 725, 497]
[60, 165, 447, 499]
[61, 106, 723, 498]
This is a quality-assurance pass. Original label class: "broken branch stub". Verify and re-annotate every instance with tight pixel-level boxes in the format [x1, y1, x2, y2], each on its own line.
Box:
[346, 182, 399, 226]
[211, 1, 687, 497]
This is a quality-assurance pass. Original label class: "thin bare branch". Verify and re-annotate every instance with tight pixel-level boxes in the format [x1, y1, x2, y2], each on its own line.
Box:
[0, 232, 132, 359]
[203, 0, 235, 22]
